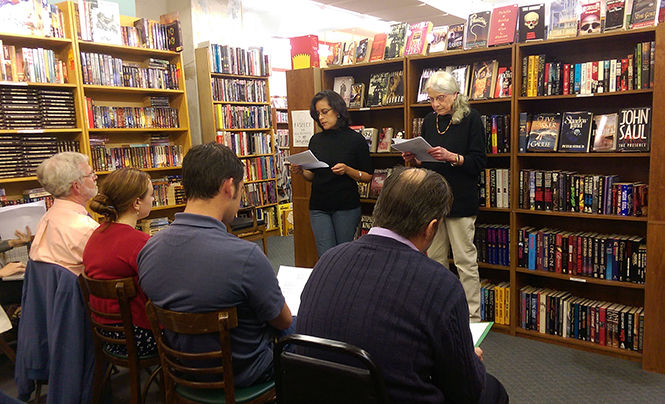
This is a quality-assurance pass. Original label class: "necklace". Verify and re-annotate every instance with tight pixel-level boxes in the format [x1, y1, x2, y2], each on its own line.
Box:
[436, 115, 452, 135]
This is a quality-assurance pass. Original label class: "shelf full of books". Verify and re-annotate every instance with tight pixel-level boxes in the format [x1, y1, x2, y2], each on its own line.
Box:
[299, 3, 665, 371]
[272, 96, 292, 203]
[195, 43, 279, 237]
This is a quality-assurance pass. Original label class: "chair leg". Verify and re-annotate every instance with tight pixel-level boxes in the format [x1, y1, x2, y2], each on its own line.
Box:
[141, 366, 162, 404]
[91, 356, 109, 404]
[0, 335, 16, 364]
[262, 235, 267, 255]
[34, 381, 44, 404]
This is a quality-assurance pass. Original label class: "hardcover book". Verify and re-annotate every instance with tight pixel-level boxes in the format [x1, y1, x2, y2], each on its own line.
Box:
[605, 0, 627, 31]
[428, 26, 448, 54]
[617, 107, 651, 151]
[382, 70, 404, 105]
[494, 66, 512, 98]
[558, 111, 593, 152]
[384, 22, 408, 59]
[465, 11, 491, 49]
[342, 41, 356, 65]
[470, 60, 499, 100]
[361, 127, 379, 152]
[369, 33, 387, 62]
[446, 23, 465, 51]
[325, 42, 342, 66]
[488, 4, 519, 46]
[369, 168, 391, 198]
[355, 38, 371, 63]
[519, 4, 546, 42]
[90, 0, 122, 45]
[549, 0, 579, 39]
[527, 112, 562, 151]
[592, 113, 618, 152]
[450, 65, 472, 96]
[417, 68, 437, 102]
[289, 35, 319, 69]
[349, 83, 365, 108]
[376, 127, 394, 152]
[630, 0, 658, 28]
[367, 72, 389, 106]
[405, 21, 433, 56]
[160, 13, 184, 52]
[579, 2, 602, 35]
[333, 76, 354, 107]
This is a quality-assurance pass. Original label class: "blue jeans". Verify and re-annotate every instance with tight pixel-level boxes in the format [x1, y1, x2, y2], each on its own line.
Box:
[309, 207, 362, 257]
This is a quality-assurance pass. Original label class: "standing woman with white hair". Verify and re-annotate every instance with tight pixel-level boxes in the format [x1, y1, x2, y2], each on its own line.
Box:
[402, 70, 486, 321]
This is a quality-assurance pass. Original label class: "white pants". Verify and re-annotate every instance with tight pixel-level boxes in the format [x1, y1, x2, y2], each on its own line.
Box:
[428, 216, 481, 321]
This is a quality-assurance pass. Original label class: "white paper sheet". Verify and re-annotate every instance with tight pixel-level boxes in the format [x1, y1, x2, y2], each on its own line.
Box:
[276, 265, 314, 315]
[0, 200, 46, 240]
[291, 110, 315, 147]
[286, 150, 329, 170]
[390, 137, 442, 162]
[0, 306, 11, 334]
[470, 321, 493, 347]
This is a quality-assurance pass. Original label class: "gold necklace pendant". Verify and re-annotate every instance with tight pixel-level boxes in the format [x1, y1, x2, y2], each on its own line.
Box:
[436, 115, 452, 135]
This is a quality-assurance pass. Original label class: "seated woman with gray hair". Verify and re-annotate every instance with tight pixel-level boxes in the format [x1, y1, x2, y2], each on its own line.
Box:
[402, 70, 487, 321]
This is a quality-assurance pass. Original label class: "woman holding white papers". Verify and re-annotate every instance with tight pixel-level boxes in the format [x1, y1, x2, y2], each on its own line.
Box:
[402, 71, 486, 321]
[291, 90, 372, 257]
[0, 227, 32, 277]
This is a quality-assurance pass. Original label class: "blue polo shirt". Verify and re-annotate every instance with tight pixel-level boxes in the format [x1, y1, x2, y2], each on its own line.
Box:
[137, 212, 285, 387]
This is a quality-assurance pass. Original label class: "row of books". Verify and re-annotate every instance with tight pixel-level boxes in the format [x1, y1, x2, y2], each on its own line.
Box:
[215, 131, 272, 156]
[0, 187, 54, 208]
[1, 0, 65, 38]
[80, 53, 180, 90]
[518, 170, 648, 217]
[0, 87, 75, 129]
[417, 62, 512, 102]
[211, 77, 267, 103]
[520, 108, 651, 153]
[0, 134, 79, 178]
[332, 70, 404, 108]
[275, 111, 288, 124]
[358, 167, 395, 200]
[86, 99, 180, 129]
[89, 140, 184, 171]
[76, 1, 182, 51]
[0, 45, 68, 84]
[521, 42, 655, 97]
[137, 217, 170, 235]
[207, 44, 270, 77]
[517, 227, 646, 283]
[481, 114, 510, 154]
[479, 168, 510, 209]
[275, 150, 292, 203]
[242, 156, 276, 182]
[475, 224, 510, 267]
[356, 215, 374, 238]
[214, 104, 271, 130]
[151, 176, 185, 207]
[241, 181, 277, 208]
[357, 127, 397, 154]
[520, 286, 644, 352]
[480, 280, 510, 325]
[256, 206, 279, 231]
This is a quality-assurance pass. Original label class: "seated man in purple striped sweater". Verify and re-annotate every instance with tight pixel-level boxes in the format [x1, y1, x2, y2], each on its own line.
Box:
[296, 166, 508, 403]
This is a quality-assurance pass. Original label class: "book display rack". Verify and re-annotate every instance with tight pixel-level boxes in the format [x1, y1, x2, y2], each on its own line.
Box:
[195, 45, 280, 242]
[289, 25, 665, 373]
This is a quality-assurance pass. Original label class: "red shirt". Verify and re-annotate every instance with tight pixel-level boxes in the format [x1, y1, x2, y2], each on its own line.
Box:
[83, 222, 151, 329]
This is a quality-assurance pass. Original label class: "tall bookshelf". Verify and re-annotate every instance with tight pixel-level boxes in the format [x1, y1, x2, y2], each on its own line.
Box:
[288, 26, 665, 372]
[0, 2, 86, 203]
[194, 45, 280, 238]
[71, 4, 192, 220]
[272, 102, 292, 203]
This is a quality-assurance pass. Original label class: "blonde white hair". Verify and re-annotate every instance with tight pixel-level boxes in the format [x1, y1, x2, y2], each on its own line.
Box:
[36, 152, 90, 197]
[425, 70, 470, 124]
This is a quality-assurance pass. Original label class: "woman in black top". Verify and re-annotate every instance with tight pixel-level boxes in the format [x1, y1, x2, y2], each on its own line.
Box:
[402, 71, 486, 320]
[291, 90, 372, 257]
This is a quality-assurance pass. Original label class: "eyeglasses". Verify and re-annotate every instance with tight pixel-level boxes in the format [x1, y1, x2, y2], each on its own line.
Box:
[427, 94, 455, 104]
[317, 108, 333, 117]
[80, 171, 97, 180]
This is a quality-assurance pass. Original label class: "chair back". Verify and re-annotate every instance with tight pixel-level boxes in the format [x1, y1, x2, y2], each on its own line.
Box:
[274, 334, 390, 404]
[145, 301, 239, 404]
[78, 274, 140, 363]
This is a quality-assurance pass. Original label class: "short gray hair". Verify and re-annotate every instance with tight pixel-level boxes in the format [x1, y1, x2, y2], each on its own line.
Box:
[425, 71, 470, 124]
[372, 167, 453, 238]
[36, 152, 90, 198]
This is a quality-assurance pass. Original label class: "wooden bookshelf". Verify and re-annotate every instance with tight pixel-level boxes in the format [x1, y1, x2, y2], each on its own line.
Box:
[287, 27, 665, 372]
[195, 44, 280, 240]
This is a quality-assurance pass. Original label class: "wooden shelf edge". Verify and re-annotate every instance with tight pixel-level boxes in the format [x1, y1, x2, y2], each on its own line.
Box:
[491, 323, 511, 334]
[212, 100, 269, 106]
[0, 32, 71, 44]
[349, 105, 404, 111]
[88, 128, 188, 133]
[515, 267, 645, 289]
[83, 85, 184, 94]
[409, 44, 513, 60]
[514, 209, 648, 222]
[478, 263, 511, 271]
[96, 166, 183, 175]
[517, 26, 655, 49]
[245, 178, 277, 184]
[0, 128, 81, 134]
[0, 81, 77, 88]
[151, 204, 186, 211]
[210, 72, 269, 80]
[518, 88, 653, 101]
[220, 128, 272, 132]
[78, 40, 180, 56]
[518, 152, 650, 157]
[0, 176, 39, 184]
[516, 328, 642, 361]
[324, 58, 405, 71]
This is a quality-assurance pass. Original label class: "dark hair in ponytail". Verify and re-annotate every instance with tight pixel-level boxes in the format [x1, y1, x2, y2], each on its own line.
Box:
[89, 168, 151, 222]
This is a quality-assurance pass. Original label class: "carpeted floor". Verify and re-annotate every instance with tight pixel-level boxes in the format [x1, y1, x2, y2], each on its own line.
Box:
[2, 235, 664, 403]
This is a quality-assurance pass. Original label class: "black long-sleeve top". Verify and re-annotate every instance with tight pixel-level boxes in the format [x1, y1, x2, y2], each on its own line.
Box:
[421, 109, 487, 217]
[308, 127, 372, 212]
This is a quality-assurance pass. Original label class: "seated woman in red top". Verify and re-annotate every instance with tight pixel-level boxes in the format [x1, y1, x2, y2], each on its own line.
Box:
[83, 167, 155, 356]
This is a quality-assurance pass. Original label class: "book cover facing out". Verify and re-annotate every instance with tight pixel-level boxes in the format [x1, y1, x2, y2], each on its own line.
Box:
[592, 113, 618, 152]
[617, 107, 651, 151]
[527, 112, 561, 151]
[488, 4, 518, 46]
[465, 11, 491, 49]
[446, 23, 465, 51]
[519, 3, 546, 42]
[558, 111, 593, 152]
[289, 35, 319, 69]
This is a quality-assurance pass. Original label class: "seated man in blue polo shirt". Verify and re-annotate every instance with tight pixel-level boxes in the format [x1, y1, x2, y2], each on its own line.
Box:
[138, 142, 292, 387]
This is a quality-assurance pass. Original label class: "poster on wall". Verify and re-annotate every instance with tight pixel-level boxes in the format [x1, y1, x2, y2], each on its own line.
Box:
[292, 110, 315, 147]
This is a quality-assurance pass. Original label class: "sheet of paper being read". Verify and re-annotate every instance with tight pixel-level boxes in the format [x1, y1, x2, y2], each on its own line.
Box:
[470, 321, 493, 347]
[276, 265, 314, 315]
[285, 150, 329, 170]
[391, 137, 442, 163]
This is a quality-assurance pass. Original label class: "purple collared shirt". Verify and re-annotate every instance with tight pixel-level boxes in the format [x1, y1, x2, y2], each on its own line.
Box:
[367, 227, 420, 252]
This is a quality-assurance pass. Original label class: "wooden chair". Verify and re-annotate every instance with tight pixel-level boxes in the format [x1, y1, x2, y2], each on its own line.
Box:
[145, 302, 275, 404]
[274, 334, 390, 404]
[231, 207, 267, 254]
[78, 274, 161, 404]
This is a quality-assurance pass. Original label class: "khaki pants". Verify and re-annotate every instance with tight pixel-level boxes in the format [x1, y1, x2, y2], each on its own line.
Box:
[428, 216, 481, 321]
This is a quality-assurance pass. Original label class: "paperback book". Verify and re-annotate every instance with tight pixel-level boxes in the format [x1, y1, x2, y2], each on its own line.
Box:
[367, 72, 389, 106]
[446, 23, 465, 51]
[376, 127, 394, 152]
[349, 83, 365, 108]
[405, 21, 432, 56]
[617, 107, 651, 151]
[369, 33, 387, 62]
[579, 2, 602, 35]
[382, 71, 404, 105]
[527, 112, 561, 151]
[385, 22, 408, 59]
[605, 0, 627, 31]
[548, 0, 579, 38]
[355, 38, 370, 63]
[630, 0, 658, 28]
[470, 60, 499, 100]
[333, 76, 354, 107]
[428, 26, 449, 54]
[465, 11, 491, 49]
[362, 128, 379, 153]
[558, 111, 593, 152]
[592, 113, 618, 152]
[494, 67, 512, 98]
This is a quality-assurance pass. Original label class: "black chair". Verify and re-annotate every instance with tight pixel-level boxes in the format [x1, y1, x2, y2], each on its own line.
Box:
[274, 334, 390, 404]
